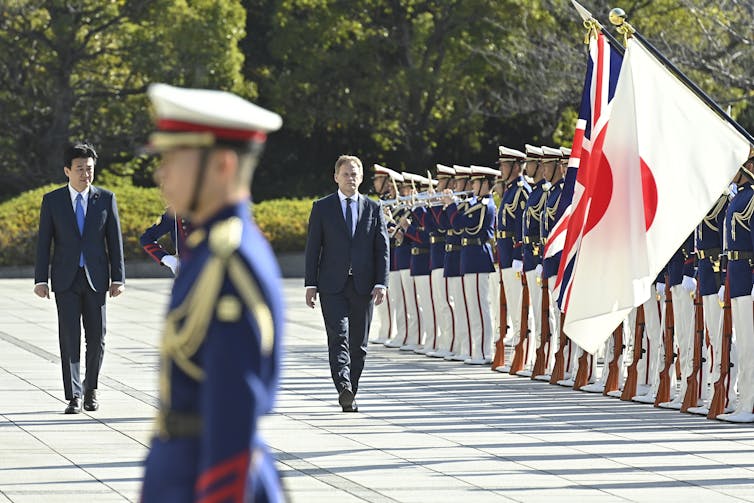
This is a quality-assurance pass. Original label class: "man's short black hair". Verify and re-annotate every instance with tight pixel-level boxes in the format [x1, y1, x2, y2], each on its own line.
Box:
[64, 142, 98, 168]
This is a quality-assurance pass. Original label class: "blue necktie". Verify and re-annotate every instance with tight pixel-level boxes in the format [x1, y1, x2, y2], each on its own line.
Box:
[345, 197, 353, 238]
[75, 193, 85, 266]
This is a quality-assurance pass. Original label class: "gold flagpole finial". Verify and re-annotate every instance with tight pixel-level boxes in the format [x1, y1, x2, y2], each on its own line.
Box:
[609, 8, 635, 46]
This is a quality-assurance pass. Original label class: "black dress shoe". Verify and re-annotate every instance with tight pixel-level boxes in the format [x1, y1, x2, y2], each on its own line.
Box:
[83, 390, 99, 411]
[338, 387, 354, 410]
[342, 400, 359, 413]
[65, 398, 81, 414]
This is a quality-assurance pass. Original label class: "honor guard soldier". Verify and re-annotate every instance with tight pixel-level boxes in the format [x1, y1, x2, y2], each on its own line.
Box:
[632, 271, 668, 403]
[385, 175, 416, 349]
[443, 165, 498, 364]
[140, 210, 191, 275]
[493, 147, 529, 372]
[369, 165, 402, 345]
[140, 84, 285, 502]
[687, 191, 729, 414]
[516, 144, 547, 376]
[536, 146, 567, 381]
[402, 173, 435, 353]
[718, 156, 754, 423]
[438, 166, 473, 360]
[657, 234, 696, 408]
[426, 164, 456, 358]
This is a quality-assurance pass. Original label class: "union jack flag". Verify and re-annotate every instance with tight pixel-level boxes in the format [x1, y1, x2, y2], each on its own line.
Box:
[545, 32, 623, 311]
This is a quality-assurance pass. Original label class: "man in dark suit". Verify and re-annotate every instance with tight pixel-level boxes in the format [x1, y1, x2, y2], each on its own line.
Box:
[34, 142, 125, 414]
[305, 155, 390, 412]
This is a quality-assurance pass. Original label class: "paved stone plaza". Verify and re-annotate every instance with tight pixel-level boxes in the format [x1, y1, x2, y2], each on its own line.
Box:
[1, 277, 754, 502]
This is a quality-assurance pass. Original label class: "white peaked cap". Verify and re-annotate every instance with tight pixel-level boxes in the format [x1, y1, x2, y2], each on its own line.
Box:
[374, 164, 403, 181]
[470, 165, 501, 178]
[525, 144, 544, 158]
[541, 146, 563, 160]
[560, 147, 572, 157]
[147, 83, 282, 151]
[402, 172, 422, 183]
[498, 146, 526, 160]
[436, 163, 455, 176]
[453, 165, 472, 176]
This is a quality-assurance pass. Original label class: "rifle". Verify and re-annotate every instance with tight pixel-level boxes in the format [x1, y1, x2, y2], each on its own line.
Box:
[654, 277, 675, 406]
[491, 267, 507, 370]
[708, 275, 732, 419]
[509, 272, 530, 375]
[549, 311, 568, 384]
[603, 324, 624, 395]
[682, 283, 704, 411]
[531, 276, 550, 379]
[573, 348, 591, 390]
[621, 305, 645, 401]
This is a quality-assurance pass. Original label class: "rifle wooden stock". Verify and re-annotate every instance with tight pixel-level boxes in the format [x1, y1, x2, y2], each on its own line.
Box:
[682, 285, 704, 411]
[603, 324, 624, 395]
[621, 306, 645, 401]
[492, 268, 507, 370]
[509, 272, 530, 375]
[708, 277, 732, 419]
[654, 281, 675, 406]
[573, 350, 591, 390]
[550, 312, 568, 384]
[532, 276, 550, 379]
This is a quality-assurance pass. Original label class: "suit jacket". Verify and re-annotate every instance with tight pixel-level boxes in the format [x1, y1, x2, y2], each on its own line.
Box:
[35, 185, 125, 293]
[305, 193, 389, 296]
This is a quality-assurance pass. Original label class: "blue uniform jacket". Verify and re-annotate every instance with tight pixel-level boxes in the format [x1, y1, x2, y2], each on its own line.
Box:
[695, 194, 727, 296]
[141, 202, 284, 503]
[447, 196, 495, 275]
[542, 180, 564, 279]
[405, 206, 431, 276]
[392, 206, 412, 271]
[496, 179, 529, 268]
[725, 184, 754, 299]
[426, 205, 446, 271]
[437, 201, 465, 278]
[666, 234, 694, 287]
[522, 180, 548, 273]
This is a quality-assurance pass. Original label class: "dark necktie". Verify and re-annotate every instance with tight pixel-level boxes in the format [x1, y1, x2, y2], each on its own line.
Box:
[75, 193, 85, 266]
[345, 197, 353, 237]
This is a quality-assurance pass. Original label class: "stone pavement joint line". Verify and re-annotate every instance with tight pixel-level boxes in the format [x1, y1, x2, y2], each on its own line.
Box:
[1, 278, 754, 502]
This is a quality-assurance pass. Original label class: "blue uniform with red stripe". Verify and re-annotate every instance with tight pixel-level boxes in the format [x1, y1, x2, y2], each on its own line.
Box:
[141, 202, 284, 503]
[496, 179, 529, 269]
[437, 201, 465, 278]
[695, 194, 727, 296]
[522, 180, 548, 273]
[724, 183, 754, 299]
[446, 196, 495, 274]
[405, 206, 431, 276]
[140, 212, 191, 263]
[542, 179, 564, 279]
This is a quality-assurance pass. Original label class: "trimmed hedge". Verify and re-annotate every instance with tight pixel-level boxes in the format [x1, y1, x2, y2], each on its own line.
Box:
[0, 182, 314, 266]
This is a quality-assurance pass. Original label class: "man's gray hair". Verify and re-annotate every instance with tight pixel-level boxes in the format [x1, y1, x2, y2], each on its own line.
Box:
[334, 155, 363, 174]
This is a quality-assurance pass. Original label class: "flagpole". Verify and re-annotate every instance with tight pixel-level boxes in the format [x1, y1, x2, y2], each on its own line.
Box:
[608, 8, 754, 145]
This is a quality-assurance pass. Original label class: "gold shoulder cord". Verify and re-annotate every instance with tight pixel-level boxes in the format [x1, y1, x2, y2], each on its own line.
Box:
[732, 193, 754, 241]
[157, 217, 243, 415]
[526, 191, 548, 228]
[464, 201, 488, 236]
[703, 194, 727, 232]
[227, 255, 275, 356]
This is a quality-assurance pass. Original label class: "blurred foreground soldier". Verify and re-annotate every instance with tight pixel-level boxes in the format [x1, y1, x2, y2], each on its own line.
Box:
[140, 209, 191, 275]
[305, 155, 389, 413]
[140, 83, 285, 502]
[34, 142, 125, 414]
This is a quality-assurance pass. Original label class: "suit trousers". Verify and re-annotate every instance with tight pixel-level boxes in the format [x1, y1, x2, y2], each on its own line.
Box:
[54, 267, 106, 400]
[320, 277, 373, 395]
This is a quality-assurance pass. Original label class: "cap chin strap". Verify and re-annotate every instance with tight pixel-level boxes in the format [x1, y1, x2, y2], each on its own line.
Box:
[189, 148, 210, 214]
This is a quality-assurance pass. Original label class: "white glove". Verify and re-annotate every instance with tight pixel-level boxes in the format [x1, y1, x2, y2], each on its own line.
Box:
[535, 264, 543, 278]
[751, 284, 754, 301]
[681, 275, 697, 293]
[728, 183, 738, 198]
[655, 282, 665, 296]
[161, 255, 179, 275]
[718, 285, 725, 303]
[512, 259, 523, 273]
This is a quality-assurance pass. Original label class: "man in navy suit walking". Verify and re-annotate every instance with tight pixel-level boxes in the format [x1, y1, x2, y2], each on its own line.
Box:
[305, 155, 390, 412]
[34, 142, 125, 414]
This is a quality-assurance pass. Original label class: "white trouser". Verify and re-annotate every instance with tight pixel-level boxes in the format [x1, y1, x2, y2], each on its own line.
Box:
[430, 269, 454, 354]
[523, 270, 542, 372]
[625, 306, 649, 387]
[447, 276, 469, 357]
[463, 272, 494, 361]
[544, 281, 561, 376]
[703, 293, 729, 404]
[399, 269, 421, 347]
[730, 296, 751, 414]
[669, 284, 694, 404]
[413, 274, 434, 350]
[387, 270, 407, 345]
[371, 281, 394, 343]
[642, 289, 663, 394]
[501, 267, 523, 346]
